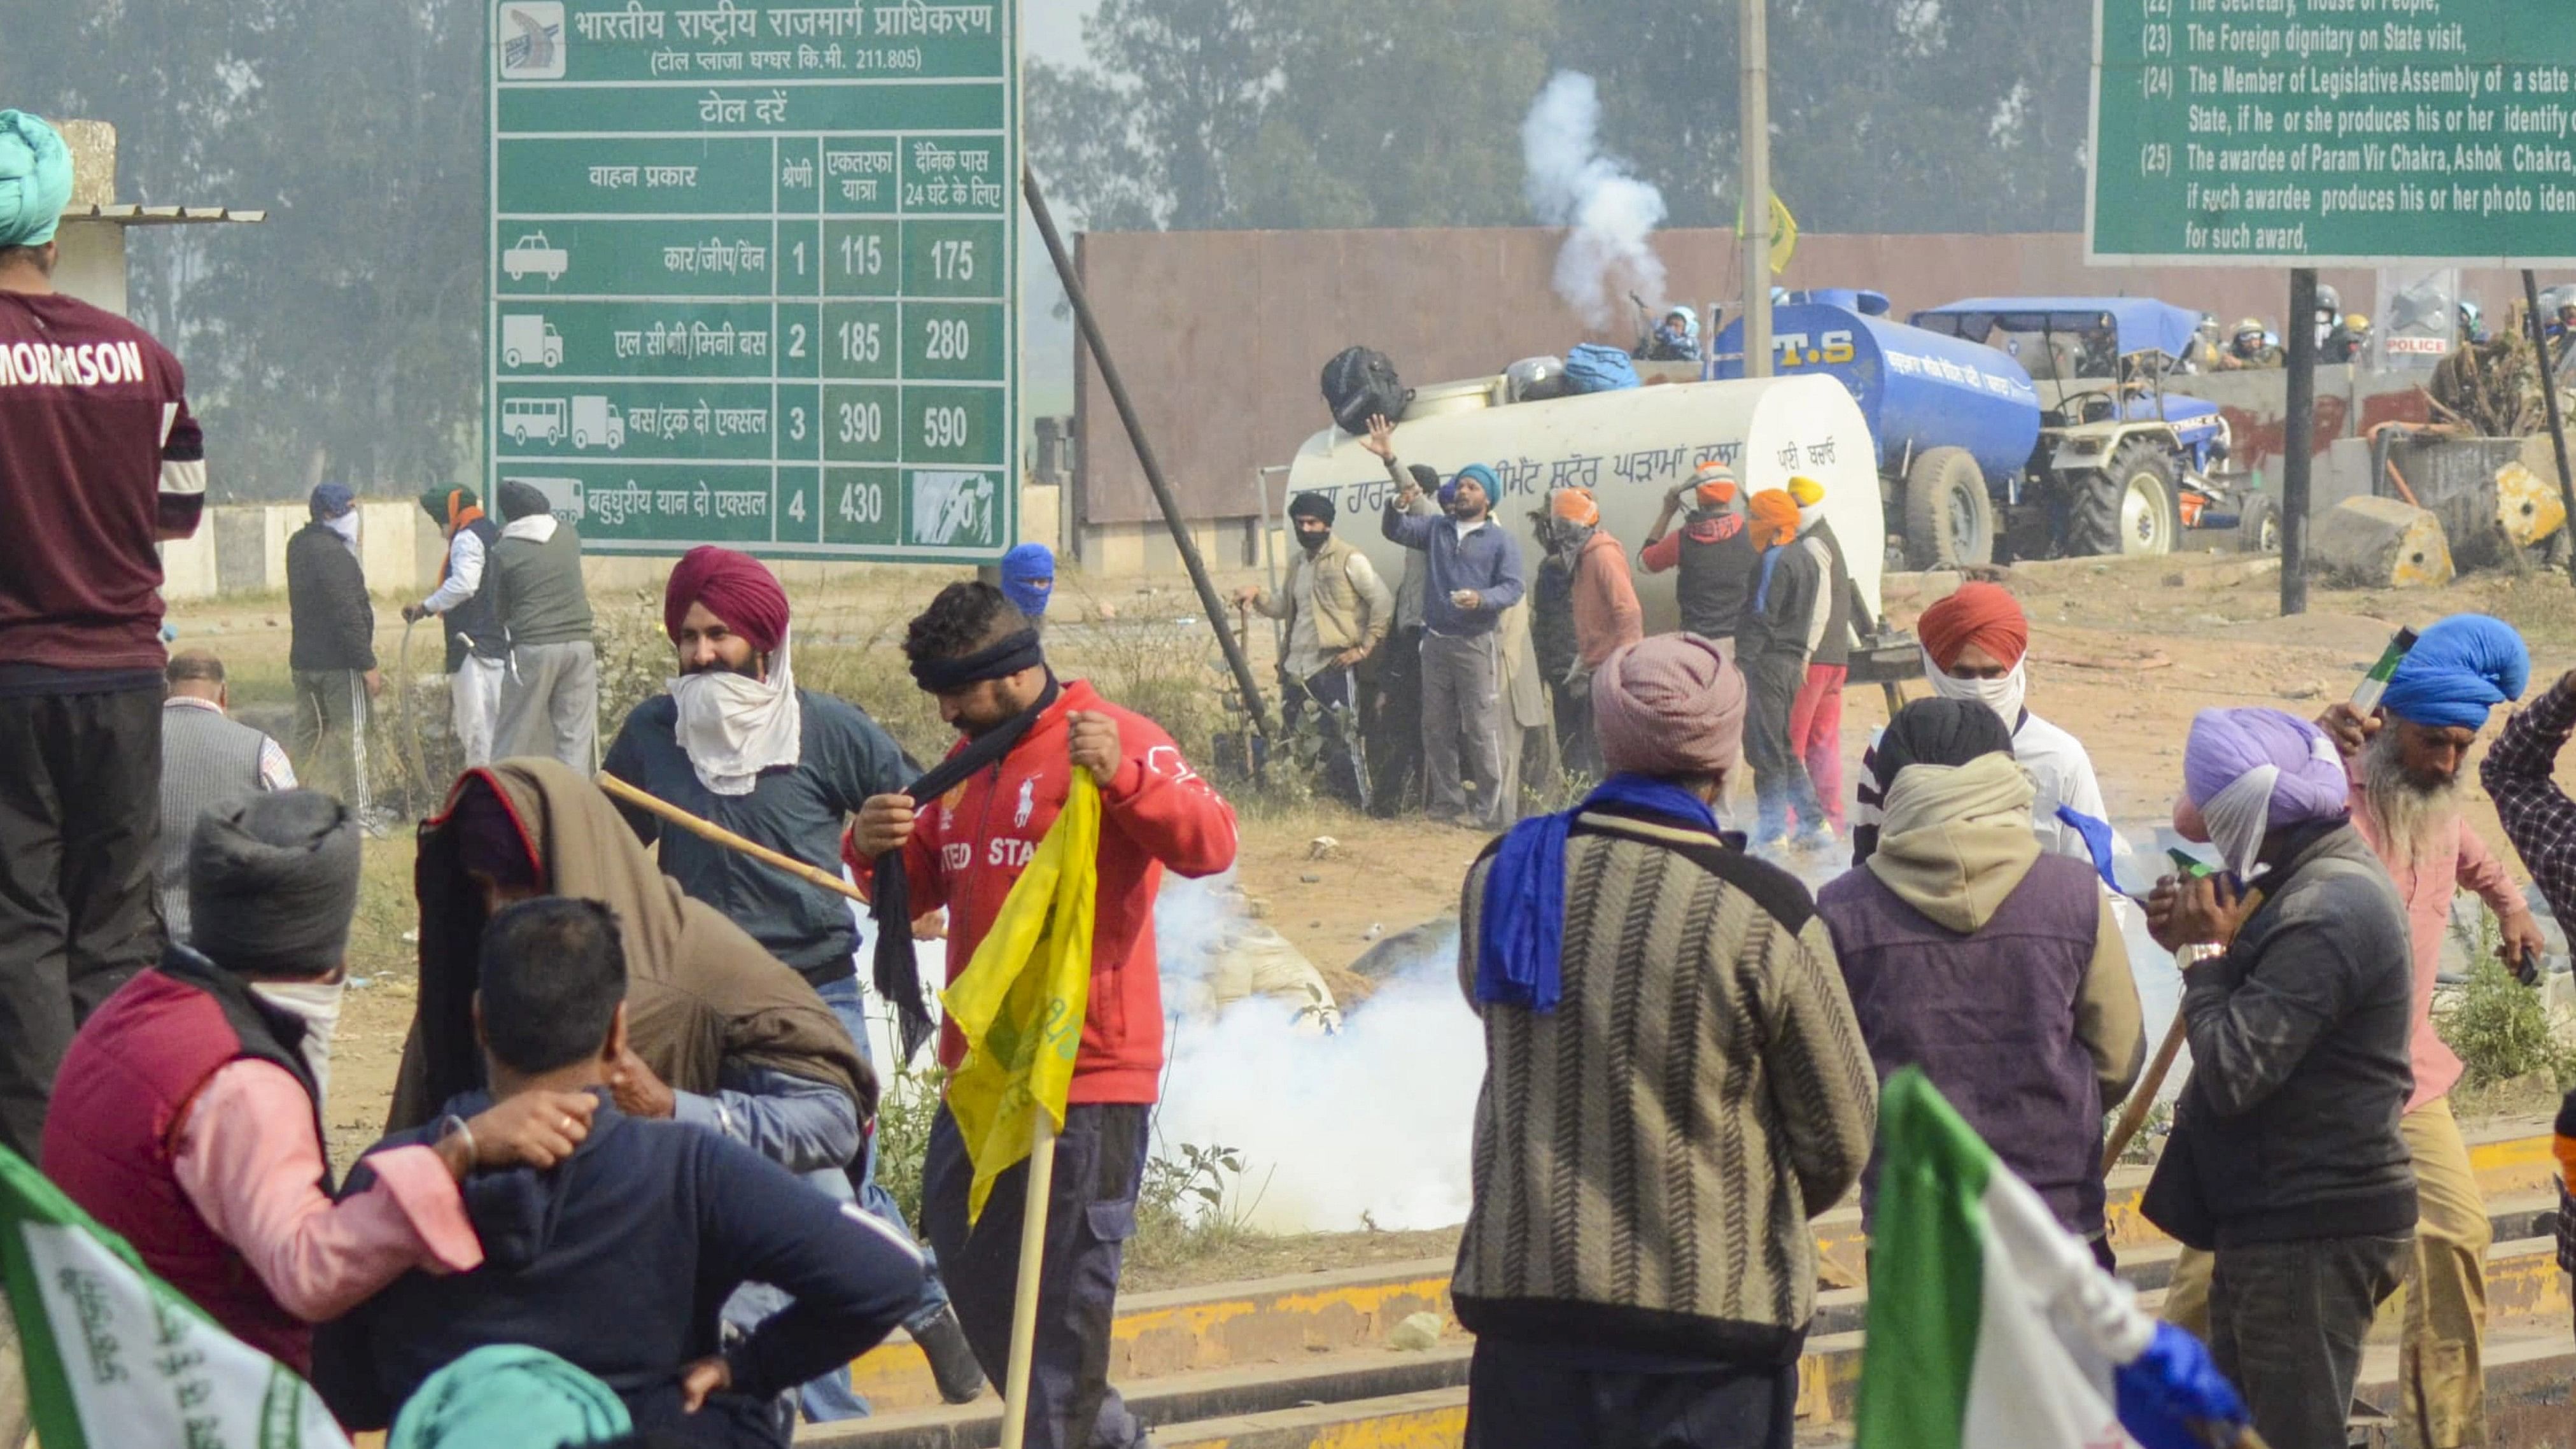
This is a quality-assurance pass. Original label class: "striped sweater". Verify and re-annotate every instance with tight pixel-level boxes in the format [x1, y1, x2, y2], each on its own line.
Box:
[1452, 804, 1878, 1363]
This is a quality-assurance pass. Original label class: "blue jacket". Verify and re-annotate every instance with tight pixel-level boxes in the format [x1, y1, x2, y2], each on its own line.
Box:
[316, 1094, 923, 1445]
[1382, 505, 1526, 637]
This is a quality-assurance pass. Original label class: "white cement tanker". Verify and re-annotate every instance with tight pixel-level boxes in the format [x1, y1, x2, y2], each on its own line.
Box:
[1282, 372, 1887, 635]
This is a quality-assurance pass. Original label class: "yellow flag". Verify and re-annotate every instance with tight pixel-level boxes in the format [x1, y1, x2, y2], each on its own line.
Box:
[939, 771, 1100, 1224]
[1733, 192, 1799, 275]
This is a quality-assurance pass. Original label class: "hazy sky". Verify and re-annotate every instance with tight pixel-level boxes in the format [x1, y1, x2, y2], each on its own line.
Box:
[1025, 1, 1090, 64]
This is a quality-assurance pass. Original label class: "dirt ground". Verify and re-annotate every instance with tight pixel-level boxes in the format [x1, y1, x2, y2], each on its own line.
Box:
[165, 542, 2576, 1282]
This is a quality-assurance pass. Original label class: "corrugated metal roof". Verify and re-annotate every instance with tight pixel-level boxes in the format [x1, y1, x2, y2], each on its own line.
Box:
[58, 202, 267, 225]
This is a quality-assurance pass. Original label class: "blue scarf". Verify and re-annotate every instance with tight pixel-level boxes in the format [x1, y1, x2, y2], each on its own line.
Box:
[1475, 774, 1722, 1013]
[1752, 542, 1787, 611]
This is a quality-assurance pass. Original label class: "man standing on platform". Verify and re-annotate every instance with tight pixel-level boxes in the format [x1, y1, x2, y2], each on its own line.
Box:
[0, 106, 208, 1159]
[848, 582, 1236, 1449]
[602, 546, 984, 1407]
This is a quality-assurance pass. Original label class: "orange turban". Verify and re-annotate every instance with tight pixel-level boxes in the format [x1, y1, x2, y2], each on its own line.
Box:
[1915, 581, 2030, 671]
[1551, 487, 1600, 528]
[1691, 461, 1738, 507]
[1747, 489, 1801, 547]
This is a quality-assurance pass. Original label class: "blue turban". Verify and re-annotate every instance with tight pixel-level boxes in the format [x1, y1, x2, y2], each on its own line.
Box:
[2381, 614, 2529, 730]
[308, 483, 356, 520]
[1447, 463, 1499, 509]
[0, 112, 73, 250]
[1001, 541, 1054, 617]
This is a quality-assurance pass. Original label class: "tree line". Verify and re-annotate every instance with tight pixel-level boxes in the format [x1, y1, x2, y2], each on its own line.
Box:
[2, 0, 2090, 501]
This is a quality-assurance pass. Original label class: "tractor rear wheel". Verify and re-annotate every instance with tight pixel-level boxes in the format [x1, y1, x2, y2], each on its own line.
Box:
[1901, 447, 1994, 569]
[2067, 442, 2181, 557]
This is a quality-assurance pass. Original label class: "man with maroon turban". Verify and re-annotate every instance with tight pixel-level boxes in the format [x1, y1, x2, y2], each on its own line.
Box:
[601, 545, 987, 1413]
[1855, 581, 2127, 882]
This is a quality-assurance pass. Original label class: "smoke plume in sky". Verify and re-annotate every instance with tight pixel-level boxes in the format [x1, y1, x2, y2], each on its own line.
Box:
[1521, 71, 1669, 330]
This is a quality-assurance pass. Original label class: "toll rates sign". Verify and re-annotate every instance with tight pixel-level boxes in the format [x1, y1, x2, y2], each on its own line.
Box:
[2089, 0, 2576, 266]
[486, 0, 1018, 560]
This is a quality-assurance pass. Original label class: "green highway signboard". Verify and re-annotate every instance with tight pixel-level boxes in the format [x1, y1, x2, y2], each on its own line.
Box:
[486, 0, 1018, 560]
[2088, 0, 2576, 265]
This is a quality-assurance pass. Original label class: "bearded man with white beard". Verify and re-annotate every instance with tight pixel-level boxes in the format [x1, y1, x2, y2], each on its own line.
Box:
[2162, 612, 2544, 1449]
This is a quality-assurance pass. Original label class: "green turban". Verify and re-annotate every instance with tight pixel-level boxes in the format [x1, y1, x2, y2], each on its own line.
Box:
[0, 112, 72, 250]
[388, 1345, 631, 1449]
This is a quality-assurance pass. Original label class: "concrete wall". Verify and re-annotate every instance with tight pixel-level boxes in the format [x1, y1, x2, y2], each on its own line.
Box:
[158, 501, 450, 601]
[1071, 224, 2566, 537]
[157, 497, 1050, 600]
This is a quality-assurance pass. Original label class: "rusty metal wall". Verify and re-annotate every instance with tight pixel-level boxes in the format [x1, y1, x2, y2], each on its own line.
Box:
[1071, 226, 2539, 529]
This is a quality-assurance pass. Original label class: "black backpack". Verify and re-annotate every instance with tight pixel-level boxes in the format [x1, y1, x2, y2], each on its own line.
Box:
[1321, 346, 1411, 435]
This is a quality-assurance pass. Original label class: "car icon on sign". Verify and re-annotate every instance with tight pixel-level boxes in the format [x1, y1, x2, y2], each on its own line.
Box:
[503, 232, 569, 282]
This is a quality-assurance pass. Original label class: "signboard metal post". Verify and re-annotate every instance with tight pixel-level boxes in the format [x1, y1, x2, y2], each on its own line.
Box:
[487, 0, 1018, 562]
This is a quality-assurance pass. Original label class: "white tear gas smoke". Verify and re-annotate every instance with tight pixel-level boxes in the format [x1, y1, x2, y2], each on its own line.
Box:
[1521, 71, 1668, 330]
[1152, 871, 1481, 1233]
[854, 827, 2190, 1240]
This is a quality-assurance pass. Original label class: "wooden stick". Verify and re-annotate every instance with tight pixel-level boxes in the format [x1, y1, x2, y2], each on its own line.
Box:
[2103, 965, 2195, 1173]
[996, 1106, 1058, 1449]
[2103, 883, 2268, 1171]
[595, 771, 867, 905]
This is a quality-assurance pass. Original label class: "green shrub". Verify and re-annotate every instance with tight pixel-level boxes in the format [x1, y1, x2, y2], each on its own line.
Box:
[2437, 911, 2576, 1091]
[868, 1064, 947, 1233]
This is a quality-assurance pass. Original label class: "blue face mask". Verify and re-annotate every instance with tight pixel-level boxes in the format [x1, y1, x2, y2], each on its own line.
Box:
[1002, 574, 1052, 617]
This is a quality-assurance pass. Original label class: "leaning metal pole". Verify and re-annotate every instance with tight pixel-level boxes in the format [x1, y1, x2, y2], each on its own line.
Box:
[1023, 165, 1272, 735]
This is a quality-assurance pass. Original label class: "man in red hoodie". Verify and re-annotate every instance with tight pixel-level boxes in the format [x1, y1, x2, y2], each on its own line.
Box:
[847, 581, 1237, 1449]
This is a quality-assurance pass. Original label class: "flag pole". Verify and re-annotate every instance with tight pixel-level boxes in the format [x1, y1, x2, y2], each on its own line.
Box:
[996, 1103, 1059, 1449]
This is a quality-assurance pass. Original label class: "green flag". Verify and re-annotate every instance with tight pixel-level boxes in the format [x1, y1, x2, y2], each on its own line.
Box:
[0, 1145, 348, 1448]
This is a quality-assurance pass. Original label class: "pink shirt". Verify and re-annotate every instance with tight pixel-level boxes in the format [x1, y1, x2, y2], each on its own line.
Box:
[171, 1059, 481, 1323]
[2346, 773, 2531, 1111]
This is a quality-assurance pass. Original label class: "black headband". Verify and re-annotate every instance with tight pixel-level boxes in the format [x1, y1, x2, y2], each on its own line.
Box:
[911, 628, 1045, 691]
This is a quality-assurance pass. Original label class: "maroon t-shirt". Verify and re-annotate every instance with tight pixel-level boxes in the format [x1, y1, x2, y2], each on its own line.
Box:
[0, 289, 204, 679]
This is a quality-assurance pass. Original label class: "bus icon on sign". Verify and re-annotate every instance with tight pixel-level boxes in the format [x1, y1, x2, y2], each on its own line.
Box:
[499, 3, 566, 80]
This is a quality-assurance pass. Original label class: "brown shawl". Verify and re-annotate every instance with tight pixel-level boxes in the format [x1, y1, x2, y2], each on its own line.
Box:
[388, 757, 873, 1130]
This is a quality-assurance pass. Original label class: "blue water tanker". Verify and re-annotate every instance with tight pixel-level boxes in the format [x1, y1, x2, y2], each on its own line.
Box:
[1712, 290, 2040, 487]
[1712, 290, 2040, 567]
[1710, 290, 2257, 567]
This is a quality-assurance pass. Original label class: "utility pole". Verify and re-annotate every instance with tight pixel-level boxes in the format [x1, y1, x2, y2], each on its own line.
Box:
[2281, 268, 2316, 616]
[1740, 0, 1771, 378]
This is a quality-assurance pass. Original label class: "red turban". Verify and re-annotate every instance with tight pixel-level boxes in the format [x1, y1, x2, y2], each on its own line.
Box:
[1915, 582, 2029, 671]
[665, 546, 789, 653]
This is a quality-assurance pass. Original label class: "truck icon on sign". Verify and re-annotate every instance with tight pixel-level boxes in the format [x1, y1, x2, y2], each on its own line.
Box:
[502, 476, 584, 522]
[571, 395, 625, 450]
[503, 232, 568, 282]
[502, 315, 563, 369]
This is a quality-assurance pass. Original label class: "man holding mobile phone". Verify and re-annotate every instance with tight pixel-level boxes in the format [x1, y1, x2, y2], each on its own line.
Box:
[2164, 615, 2539, 1449]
